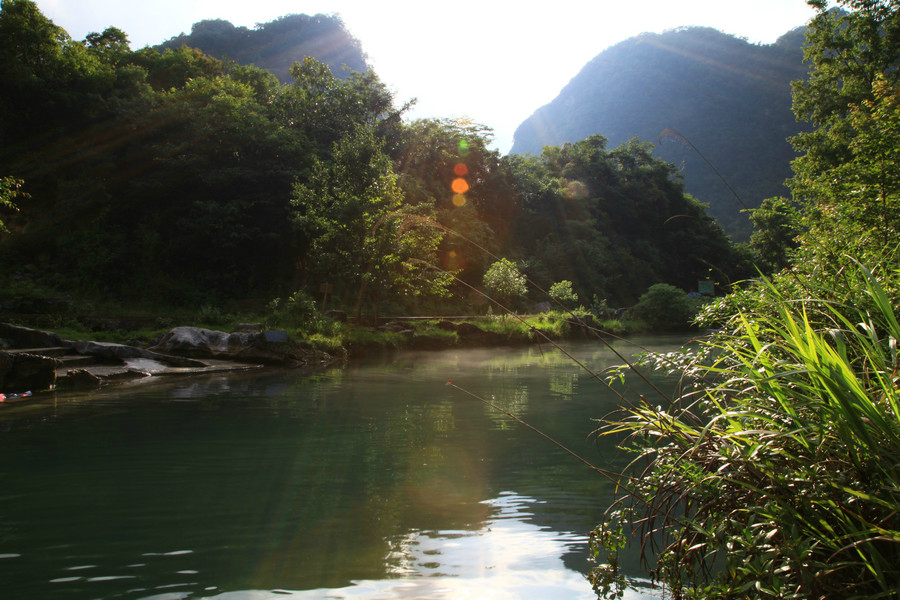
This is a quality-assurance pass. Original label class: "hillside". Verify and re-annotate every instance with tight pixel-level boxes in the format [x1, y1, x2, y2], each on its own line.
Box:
[510, 26, 811, 240]
[157, 14, 368, 81]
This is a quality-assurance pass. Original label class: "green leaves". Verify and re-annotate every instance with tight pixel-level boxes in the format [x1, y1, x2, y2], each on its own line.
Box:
[595, 262, 900, 598]
[483, 258, 527, 309]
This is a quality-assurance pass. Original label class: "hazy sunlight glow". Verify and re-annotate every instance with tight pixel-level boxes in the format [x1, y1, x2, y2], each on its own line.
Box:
[33, 0, 820, 153]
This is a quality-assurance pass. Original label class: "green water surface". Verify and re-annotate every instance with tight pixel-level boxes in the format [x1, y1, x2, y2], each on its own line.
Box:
[0, 337, 687, 599]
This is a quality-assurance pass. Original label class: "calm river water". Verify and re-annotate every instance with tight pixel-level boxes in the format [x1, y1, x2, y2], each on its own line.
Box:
[0, 335, 690, 599]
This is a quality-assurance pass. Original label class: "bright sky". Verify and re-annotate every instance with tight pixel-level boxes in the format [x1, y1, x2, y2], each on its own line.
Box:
[33, 0, 820, 154]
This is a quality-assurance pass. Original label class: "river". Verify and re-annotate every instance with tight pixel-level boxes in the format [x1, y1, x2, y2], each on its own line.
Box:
[0, 335, 690, 599]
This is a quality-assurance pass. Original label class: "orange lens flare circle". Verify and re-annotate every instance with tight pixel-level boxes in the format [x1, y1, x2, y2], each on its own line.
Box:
[453, 163, 469, 176]
[451, 178, 469, 194]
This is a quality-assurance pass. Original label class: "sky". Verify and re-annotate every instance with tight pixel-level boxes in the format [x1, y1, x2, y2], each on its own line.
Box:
[33, 0, 821, 154]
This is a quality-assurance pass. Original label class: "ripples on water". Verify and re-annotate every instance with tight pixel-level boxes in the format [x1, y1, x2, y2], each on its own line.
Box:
[0, 340, 684, 599]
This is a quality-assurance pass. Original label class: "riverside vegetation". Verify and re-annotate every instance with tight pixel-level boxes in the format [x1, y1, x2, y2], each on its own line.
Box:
[2, 0, 900, 598]
[0, 0, 752, 326]
[588, 2, 900, 598]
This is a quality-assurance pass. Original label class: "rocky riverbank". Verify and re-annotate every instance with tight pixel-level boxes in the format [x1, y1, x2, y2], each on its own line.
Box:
[0, 322, 335, 396]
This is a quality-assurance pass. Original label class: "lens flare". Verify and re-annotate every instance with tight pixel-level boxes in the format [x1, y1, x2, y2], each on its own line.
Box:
[451, 178, 469, 194]
[453, 163, 469, 176]
[452, 194, 467, 207]
[458, 139, 469, 156]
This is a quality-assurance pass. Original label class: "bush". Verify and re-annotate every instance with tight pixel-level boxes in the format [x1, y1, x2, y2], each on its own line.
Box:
[548, 280, 578, 307]
[267, 290, 319, 328]
[632, 283, 693, 330]
[592, 264, 900, 599]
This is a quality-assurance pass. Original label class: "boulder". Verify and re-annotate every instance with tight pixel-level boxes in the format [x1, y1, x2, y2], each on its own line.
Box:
[71, 340, 205, 368]
[0, 322, 67, 349]
[0, 351, 60, 392]
[60, 368, 102, 390]
[149, 326, 332, 366]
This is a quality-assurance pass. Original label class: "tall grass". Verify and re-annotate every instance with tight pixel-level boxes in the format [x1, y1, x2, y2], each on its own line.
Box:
[591, 263, 900, 599]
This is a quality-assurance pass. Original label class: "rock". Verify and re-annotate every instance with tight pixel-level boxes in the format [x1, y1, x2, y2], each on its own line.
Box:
[0, 323, 67, 349]
[149, 326, 332, 366]
[534, 301, 552, 313]
[436, 320, 458, 331]
[0, 351, 60, 392]
[410, 334, 453, 350]
[455, 322, 486, 337]
[70, 340, 206, 368]
[149, 327, 251, 358]
[60, 368, 102, 390]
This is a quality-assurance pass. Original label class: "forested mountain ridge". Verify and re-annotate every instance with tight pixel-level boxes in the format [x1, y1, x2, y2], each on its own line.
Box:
[157, 14, 368, 82]
[511, 26, 811, 239]
[0, 0, 749, 318]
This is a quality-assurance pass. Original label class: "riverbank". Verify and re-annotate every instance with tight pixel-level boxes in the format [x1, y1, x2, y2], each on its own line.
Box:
[0, 312, 645, 396]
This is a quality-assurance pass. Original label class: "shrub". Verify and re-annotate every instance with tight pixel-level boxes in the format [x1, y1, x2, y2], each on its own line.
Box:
[267, 290, 319, 328]
[548, 280, 578, 307]
[592, 264, 900, 599]
[632, 283, 693, 330]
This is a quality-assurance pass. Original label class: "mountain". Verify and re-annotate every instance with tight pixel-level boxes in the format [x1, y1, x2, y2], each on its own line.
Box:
[510, 26, 811, 240]
[157, 14, 368, 82]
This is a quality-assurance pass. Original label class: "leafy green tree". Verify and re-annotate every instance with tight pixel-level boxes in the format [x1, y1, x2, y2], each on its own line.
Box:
[790, 0, 900, 271]
[748, 196, 800, 273]
[483, 258, 527, 309]
[548, 280, 579, 307]
[293, 123, 448, 318]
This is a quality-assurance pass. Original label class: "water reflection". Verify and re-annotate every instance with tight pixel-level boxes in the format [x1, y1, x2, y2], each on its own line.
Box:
[0, 338, 686, 599]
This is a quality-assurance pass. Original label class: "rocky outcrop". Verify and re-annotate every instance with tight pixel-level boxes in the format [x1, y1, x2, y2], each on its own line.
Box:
[0, 322, 334, 394]
[70, 340, 204, 368]
[149, 326, 332, 366]
[0, 323, 66, 349]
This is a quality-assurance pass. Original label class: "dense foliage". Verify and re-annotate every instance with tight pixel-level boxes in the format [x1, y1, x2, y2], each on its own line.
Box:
[0, 0, 745, 319]
[507, 136, 746, 306]
[511, 26, 810, 240]
[592, 2, 900, 598]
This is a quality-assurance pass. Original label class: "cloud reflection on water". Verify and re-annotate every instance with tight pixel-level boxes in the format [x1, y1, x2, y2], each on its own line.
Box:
[207, 492, 660, 600]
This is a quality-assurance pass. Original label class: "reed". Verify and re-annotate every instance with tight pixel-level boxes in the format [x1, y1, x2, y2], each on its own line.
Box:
[591, 262, 900, 599]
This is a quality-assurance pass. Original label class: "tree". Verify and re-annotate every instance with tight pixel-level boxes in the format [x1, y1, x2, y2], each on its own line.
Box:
[790, 0, 900, 270]
[748, 196, 800, 273]
[394, 118, 516, 290]
[483, 258, 527, 309]
[293, 122, 448, 318]
[548, 280, 579, 307]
